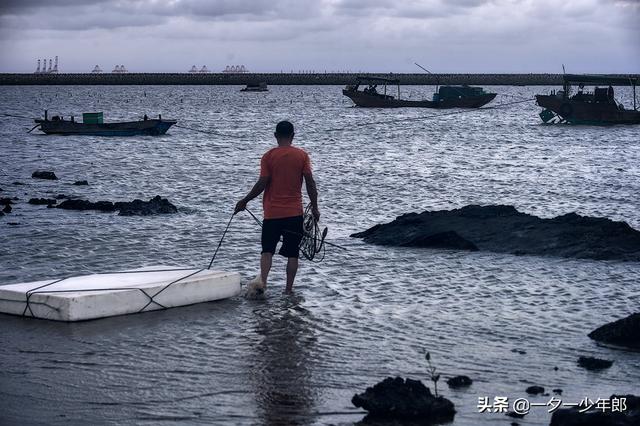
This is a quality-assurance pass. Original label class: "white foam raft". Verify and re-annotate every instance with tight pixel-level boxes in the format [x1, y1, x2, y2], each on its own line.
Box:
[0, 266, 241, 322]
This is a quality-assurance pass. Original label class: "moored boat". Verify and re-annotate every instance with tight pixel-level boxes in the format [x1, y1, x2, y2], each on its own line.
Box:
[34, 111, 177, 136]
[342, 76, 496, 108]
[241, 82, 268, 92]
[535, 74, 639, 125]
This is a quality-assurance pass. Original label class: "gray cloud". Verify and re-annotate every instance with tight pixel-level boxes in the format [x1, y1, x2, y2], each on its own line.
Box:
[0, 0, 637, 73]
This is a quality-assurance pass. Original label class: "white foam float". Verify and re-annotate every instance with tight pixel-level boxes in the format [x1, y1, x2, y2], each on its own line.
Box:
[0, 266, 241, 322]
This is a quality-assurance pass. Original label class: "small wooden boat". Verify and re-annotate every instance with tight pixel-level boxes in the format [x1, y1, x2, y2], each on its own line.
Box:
[342, 76, 496, 108]
[241, 82, 268, 92]
[536, 74, 639, 125]
[34, 111, 177, 136]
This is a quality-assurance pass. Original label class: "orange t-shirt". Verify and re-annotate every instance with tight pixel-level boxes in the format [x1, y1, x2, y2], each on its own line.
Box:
[260, 145, 312, 219]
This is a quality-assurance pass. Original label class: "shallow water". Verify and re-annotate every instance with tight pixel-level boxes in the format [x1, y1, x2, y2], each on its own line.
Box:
[1, 85, 639, 425]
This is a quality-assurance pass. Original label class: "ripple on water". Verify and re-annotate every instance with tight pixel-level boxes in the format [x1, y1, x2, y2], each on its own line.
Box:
[1, 85, 639, 425]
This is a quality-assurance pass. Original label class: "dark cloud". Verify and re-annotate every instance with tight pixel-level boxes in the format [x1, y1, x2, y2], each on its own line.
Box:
[0, 0, 637, 72]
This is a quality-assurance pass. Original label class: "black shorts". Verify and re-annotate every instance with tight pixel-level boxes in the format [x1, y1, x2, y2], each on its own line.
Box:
[261, 215, 304, 258]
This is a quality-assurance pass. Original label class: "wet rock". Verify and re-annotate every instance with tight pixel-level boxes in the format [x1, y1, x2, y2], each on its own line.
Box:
[0, 211, 3, 217]
[511, 348, 527, 355]
[57, 199, 116, 212]
[73, 180, 88, 186]
[446, 375, 473, 388]
[588, 313, 640, 349]
[578, 356, 614, 371]
[526, 385, 545, 395]
[29, 198, 57, 206]
[12, 182, 24, 185]
[549, 394, 639, 426]
[401, 230, 478, 251]
[32, 170, 58, 180]
[116, 196, 177, 216]
[554, 389, 563, 395]
[56, 196, 177, 216]
[2, 204, 11, 214]
[0, 197, 13, 205]
[351, 205, 640, 261]
[352, 376, 455, 422]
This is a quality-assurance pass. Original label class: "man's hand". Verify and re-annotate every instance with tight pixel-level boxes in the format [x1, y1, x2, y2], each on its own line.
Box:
[312, 206, 320, 221]
[234, 199, 247, 214]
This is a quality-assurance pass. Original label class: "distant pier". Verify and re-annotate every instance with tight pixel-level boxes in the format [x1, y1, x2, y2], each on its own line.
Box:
[0, 73, 637, 86]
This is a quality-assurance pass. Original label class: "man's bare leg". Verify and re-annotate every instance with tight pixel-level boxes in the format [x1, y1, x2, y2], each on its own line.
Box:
[285, 257, 298, 293]
[260, 252, 273, 288]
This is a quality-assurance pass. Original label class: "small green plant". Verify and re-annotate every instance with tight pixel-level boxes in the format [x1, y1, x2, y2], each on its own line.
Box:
[425, 351, 440, 397]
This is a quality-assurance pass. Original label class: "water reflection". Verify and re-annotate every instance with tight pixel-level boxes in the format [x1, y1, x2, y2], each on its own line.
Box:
[249, 295, 317, 425]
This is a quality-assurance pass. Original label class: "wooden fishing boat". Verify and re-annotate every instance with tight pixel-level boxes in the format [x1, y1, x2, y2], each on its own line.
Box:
[34, 111, 177, 136]
[342, 76, 496, 108]
[536, 74, 639, 125]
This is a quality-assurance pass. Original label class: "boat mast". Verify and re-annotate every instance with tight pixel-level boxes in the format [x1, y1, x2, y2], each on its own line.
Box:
[415, 62, 439, 92]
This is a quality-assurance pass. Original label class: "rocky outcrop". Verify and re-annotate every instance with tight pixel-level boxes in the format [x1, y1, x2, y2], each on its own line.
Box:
[446, 375, 473, 388]
[588, 313, 640, 349]
[526, 385, 545, 395]
[0, 197, 14, 205]
[56, 195, 177, 216]
[32, 171, 58, 180]
[577, 356, 614, 370]
[28, 198, 57, 206]
[352, 377, 455, 422]
[117, 195, 178, 216]
[550, 394, 639, 426]
[2, 204, 11, 214]
[73, 180, 88, 186]
[57, 199, 117, 212]
[351, 205, 640, 261]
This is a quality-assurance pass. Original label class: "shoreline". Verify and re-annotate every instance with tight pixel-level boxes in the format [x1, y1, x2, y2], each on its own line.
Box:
[1, 72, 638, 86]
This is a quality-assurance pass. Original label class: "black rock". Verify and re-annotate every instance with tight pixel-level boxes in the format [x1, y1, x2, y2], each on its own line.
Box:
[526, 385, 545, 395]
[506, 411, 525, 418]
[401, 230, 478, 251]
[578, 356, 614, 371]
[588, 313, 640, 349]
[73, 180, 89, 186]
[352, 376, 456, 421]
[0, 211, 3, 217]
[32, 171, 58, 180]
[550, 394, 639, 426]
[0, 197, 13, 205]
[57, 199, 116, 212]
[55, 196, 177, 216]
[29, 198, 57, 206]
[12, 182, 24, 185]
[117, 196, 178, 216]
[446, 375, 473, 388]
[553, 388, 563, 395]
[2, 204, 11, 214]
[350, 205, 640, 261]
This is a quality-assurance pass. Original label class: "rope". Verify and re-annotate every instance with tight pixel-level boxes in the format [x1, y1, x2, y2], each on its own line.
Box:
[208, 213, 235, 269]
[173, 123, 237, 138]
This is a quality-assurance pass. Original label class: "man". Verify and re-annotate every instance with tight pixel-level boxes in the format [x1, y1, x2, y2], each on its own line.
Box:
[235, 121, 320, 294]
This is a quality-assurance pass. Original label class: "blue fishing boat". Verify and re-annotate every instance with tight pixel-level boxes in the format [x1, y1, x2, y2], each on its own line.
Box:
[34, 111, 176, 136]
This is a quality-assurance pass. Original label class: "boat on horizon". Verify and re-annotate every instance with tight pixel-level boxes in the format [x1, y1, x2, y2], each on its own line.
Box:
[536, 74, 639, 125]
[34, 111, 176, 136]
[342, 76, 496, 108]
[241, 82, 268, 92]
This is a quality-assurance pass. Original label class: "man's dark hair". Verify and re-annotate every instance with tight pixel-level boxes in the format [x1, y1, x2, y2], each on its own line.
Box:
[275, 120, 294, 137]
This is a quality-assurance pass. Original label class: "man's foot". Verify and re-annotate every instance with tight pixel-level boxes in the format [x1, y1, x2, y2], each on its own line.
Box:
[244, 275, 266, 299]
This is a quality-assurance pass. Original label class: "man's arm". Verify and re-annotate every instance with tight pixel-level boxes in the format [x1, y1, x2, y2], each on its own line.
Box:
[304, 172, 320, 221]
[235, 176, 270, 214]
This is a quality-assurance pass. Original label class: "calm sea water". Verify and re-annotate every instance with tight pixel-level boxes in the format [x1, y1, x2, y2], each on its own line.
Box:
[1, 85, 639, 425]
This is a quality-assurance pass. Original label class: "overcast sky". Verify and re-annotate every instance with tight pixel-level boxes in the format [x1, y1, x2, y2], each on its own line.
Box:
[0, 0, 638, 73]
